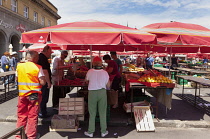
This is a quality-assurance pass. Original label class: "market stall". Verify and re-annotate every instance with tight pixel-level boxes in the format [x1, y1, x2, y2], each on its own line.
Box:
[124, 69, 175, 119]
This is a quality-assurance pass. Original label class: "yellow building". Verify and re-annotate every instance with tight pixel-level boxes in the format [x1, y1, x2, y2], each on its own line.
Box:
[0, 0, 61, 56]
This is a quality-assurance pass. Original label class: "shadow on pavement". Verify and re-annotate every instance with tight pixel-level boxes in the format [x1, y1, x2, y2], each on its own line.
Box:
[37, 123, 135, 138]
[0, 89, 18, 104]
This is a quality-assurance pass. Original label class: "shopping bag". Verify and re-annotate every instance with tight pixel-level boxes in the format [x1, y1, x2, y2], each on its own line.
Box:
[107, 89, 118, 105]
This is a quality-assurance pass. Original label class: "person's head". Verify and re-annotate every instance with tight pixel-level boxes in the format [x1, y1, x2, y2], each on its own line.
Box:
[60, 50, 68, 60]
[147, 53, 151, 57]
[11, 51, 17, 57]
[103, 54, 111, 63]
[92, 56, 102, 67]
[26, 51, 39, 63]
[42, 45, 53, 58]
[110, 51, 117, 59]
[4, 51, 10, 56]
[172, 54, 176, 57]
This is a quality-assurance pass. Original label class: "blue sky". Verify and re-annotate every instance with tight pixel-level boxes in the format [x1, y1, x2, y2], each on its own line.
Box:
[49, 0, 210, 29]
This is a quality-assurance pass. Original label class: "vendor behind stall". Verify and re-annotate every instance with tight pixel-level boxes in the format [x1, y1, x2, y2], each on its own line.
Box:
[103, 54, 121, 108]
[145, 53, 154, 69]
[51, 51, 71, 109]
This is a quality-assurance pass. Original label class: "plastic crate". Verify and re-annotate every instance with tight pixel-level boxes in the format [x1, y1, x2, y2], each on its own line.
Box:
[171, 71, 177, 80]
[178, 77, 188, 85]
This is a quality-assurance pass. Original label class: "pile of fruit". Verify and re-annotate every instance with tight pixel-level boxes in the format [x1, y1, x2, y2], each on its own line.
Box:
[124, 64, 144, 72]
[137, 70, 173, 83]
[75, 70, 87, 79]
[58, 78, 84, 86]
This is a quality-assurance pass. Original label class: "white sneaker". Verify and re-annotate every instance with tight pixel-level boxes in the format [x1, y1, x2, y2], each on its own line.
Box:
[101, 131, 108, 137]
[84, 131, 93, 137]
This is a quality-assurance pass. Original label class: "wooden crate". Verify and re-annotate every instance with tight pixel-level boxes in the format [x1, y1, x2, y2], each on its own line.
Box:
[59, 98, 84, 115]
[51, 115, 79, 130]
[133, 106, 155, 132]
[123, 100, 150, 113]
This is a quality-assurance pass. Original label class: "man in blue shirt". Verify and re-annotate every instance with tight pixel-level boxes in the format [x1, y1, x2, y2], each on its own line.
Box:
[145, 53, 154, 69]
[1, 51, 10, 72]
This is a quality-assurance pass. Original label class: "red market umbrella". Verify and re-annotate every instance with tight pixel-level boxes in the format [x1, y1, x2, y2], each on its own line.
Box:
[20, 20, 157, 51]
[141, 21, 210, 53]
[19, 43, 62, 52]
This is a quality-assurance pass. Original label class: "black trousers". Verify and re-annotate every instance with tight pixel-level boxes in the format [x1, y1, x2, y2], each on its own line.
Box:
[52, 86, 70, 107]
[40, 83, 50, 115]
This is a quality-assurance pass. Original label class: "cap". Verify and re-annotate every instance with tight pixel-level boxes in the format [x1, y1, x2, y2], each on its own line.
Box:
[11, 51, 17, 55]
[93, 56, 102, 63]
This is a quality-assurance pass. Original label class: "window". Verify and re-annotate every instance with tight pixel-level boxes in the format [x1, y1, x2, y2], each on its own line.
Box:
[23, 6, 29, 18]
[48, 20, 51, 27]
[11, 0, 17, 12]
[0, 0, 2, 5]
[41, 16, 45, 26]
[34, 12, 38, 22]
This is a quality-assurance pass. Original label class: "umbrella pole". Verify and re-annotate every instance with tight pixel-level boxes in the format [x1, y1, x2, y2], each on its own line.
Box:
[169, 45, 172, 79]
[90, 45, 92, 69]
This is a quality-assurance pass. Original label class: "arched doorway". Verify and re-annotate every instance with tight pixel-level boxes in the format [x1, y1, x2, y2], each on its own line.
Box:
[0, 30, 7, 56]
[10, 34, 20, 52]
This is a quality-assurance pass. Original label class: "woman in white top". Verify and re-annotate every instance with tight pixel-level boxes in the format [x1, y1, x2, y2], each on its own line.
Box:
[84, 56, 109, 138]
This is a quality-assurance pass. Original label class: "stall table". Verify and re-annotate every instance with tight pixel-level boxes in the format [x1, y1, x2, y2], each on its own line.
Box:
[176, 75, 210, 106]
[0, 71, 16, 100]
[153, 67, 177, 77]
[176, 68, 210, 76]
[178, 63, 188, 68]
[127, 79, 174, 119]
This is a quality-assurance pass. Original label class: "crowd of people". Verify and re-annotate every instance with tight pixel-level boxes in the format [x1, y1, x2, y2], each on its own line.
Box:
[0, 47, 123, 138]
[1, 48, 210, 138]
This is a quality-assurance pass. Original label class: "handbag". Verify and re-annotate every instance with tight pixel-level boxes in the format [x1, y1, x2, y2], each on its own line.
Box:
[107, 89, 118, 105]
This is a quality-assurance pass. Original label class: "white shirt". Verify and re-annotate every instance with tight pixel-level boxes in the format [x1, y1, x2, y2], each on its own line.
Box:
[52, 57, 65, 83]
[86, 69, 109, 90]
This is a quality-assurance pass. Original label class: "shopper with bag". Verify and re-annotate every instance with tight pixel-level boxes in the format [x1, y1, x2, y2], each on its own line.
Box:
[103, 54, 121, 108]
[84, 56, 109, 138]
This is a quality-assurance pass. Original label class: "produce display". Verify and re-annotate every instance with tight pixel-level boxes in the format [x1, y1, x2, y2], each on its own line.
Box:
[123, 64, 144, 72]
[137, 70, 173, 84]
[75, 65, 88, 79]
[75, 71, 87, 79]
[66, 69, 76, 80]
[58, 78, 85, 86]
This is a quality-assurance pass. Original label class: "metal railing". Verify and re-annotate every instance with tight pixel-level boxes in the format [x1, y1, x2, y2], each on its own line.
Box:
[0, 126, 26, 139]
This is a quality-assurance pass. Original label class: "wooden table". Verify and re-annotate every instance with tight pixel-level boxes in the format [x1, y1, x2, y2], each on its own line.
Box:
[176, 68, 209, 76]
[176, 75, 210, 106]
[178, 63, 188, 68]
[0, 71, 16, 100]
[153, 67, 177, 77]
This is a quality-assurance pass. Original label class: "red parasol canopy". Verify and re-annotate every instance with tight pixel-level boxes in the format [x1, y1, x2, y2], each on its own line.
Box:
[20, 20, 157, 51]
[19, 43, 62, 52]
[141, 21, 210, 53]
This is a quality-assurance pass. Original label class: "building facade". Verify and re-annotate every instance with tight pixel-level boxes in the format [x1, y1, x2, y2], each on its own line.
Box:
[0, 0, 61, 56]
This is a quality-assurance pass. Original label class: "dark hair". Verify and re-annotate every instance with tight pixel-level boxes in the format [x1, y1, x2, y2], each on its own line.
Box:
[42, 45, 51, 52]
[110, 51, 117, 55]
[103, 54, 111, 60]
[61, 50, 68, 55]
